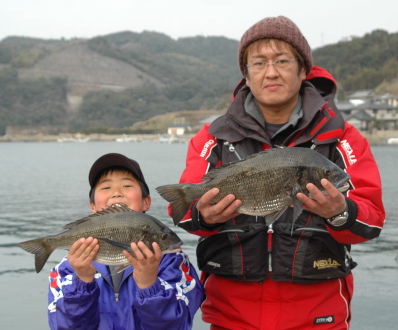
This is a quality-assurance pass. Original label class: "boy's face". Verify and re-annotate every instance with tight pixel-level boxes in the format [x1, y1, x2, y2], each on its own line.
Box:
[90, 170, 151, 213]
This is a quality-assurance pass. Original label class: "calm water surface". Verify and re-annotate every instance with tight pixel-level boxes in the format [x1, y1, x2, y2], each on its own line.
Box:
[0, 142, 397, 329]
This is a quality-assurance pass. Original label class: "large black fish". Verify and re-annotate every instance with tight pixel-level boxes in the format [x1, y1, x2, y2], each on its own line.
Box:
[156, 147, 350, 225]
[18, 205, 182, 273]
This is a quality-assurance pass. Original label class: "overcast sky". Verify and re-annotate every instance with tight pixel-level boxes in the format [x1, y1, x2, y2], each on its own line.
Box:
[2, 0, 397, 49]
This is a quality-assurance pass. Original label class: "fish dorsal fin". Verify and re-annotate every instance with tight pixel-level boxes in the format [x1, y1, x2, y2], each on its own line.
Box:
[63, 216, 93, 229]
[202, 150, 272, 181]
[201, 147, 305, 181]
[63, 205, 135, 229]
[95, 205, 135, 216]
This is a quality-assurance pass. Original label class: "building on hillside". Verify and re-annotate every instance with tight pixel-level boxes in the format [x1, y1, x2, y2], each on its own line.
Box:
[347, 90, 375, 106]
[376, 93, 398, 107]
[167, 124, 191, 136]
[337, 96, 398, 131]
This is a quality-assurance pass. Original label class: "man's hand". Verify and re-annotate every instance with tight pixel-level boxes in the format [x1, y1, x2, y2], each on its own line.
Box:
[196, 188, 242, 225]
[123, 241, 162, 289]
[68, 237, 99, 283]
[296, 178, 347, 219]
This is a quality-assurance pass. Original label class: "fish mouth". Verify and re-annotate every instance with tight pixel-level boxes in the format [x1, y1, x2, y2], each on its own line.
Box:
[335, 176, 351, 193]
[162, 242, 183, 254]
[337, 182, 350, 193]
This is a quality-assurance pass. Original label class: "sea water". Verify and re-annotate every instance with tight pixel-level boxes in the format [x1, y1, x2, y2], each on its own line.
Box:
[0, 142, 397, 329]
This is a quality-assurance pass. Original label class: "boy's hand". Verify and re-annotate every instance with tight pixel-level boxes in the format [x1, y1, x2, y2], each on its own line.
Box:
[68, 237, 99, 283]
[122, 241, 162, 289]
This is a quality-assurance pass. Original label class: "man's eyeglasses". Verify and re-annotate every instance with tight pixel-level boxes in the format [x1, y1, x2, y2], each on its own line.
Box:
[246, 58, 298, 73]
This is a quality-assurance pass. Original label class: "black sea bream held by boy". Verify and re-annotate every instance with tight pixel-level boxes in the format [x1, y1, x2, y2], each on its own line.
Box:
[19, 153, 203, 330]
[18, 205, 183, 273]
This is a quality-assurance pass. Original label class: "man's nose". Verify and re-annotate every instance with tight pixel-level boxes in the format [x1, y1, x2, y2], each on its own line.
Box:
[264, 63, 279, 76]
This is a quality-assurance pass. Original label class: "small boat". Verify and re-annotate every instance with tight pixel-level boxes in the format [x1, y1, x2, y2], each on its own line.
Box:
[115, 134, 136, 142]
[387, 137, 398, 145]
[158, 135, 179, 144]
[57, 136, 90, 143]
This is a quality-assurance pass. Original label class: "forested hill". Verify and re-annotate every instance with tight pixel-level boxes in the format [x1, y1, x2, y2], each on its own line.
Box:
[313, 29, 398, 96]
[0, 29, 397, 134]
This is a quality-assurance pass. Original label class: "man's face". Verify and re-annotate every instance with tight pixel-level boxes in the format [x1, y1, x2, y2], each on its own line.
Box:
[90, 170, 151, 213]
[245, 39, 306, 117]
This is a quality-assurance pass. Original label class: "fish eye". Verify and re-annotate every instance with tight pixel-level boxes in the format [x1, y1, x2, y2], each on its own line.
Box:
[161, 233, 168, 240]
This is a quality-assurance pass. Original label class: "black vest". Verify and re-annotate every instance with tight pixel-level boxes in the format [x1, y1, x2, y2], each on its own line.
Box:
[196, 84, 355, 283]
[196, 140, 356, 283]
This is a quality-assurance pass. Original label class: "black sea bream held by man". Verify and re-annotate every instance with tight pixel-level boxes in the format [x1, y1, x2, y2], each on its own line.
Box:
[157, 147, 351, 226]
[162, 15, 386, 330]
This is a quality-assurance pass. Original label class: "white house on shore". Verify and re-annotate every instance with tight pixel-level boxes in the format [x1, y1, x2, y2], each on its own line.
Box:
[167, 124, 191, 136]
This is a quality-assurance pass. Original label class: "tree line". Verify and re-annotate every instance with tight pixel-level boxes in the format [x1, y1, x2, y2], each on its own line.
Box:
[0, 29, 397, 134]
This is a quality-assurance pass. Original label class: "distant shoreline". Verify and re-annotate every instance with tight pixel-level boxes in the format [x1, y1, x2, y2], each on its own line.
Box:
[0, 133, 194, 144]
[0, 131, 397, 145]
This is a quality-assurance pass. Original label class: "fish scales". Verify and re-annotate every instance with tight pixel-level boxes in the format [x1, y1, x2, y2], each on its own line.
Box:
[18, 206, 182, 273]
[156, 147, 351, 225]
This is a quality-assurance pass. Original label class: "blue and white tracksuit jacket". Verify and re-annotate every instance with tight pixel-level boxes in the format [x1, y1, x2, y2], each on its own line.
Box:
[48, 252, 203, 330]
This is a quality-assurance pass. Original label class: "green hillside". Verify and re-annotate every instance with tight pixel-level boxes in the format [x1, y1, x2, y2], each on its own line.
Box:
[0, 29, 397, 135]
[313, 29, 398, 97]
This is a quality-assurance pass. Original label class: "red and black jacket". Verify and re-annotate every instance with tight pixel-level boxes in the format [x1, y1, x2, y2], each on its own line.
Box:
[176, 66, 385, 283]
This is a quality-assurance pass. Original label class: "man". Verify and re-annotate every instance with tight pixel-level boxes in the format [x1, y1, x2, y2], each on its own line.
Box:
[176, 16, 385, 329]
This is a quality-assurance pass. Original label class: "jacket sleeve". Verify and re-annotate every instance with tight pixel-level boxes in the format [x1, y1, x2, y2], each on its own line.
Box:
[175, 124, 223, 236]
[48, 258, 100, 330]
[326, 122, 386, 244]
[134, 252, 203, 330]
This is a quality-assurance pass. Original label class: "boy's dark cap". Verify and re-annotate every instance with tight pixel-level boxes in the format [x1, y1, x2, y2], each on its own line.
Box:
[89, 153, 149, 196]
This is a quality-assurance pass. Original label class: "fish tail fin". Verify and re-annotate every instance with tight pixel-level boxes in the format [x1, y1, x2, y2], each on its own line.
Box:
[18, 238, 54, 273]
[156, 183, 199, 225]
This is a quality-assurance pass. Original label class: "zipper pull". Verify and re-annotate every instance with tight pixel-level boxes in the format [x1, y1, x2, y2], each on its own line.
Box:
[223, 141, 242, 160]
[114, 292, 119, 302]
[267, 224, 274, 273]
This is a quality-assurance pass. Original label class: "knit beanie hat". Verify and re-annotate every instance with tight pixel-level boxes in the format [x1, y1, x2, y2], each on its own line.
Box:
[238, 16, 313, 74]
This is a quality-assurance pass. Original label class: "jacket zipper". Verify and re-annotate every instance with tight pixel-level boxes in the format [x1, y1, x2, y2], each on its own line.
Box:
[267, 224, 273, 273]
[102, 268, 129, 303]
[100, 273, 119, 302]
[224, 141, 275, 273]
[224, 141, 242, 160]
[294, 227, 329, 234]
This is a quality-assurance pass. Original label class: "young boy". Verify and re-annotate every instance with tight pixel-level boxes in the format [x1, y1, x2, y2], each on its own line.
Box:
[48, 153, 203, 330]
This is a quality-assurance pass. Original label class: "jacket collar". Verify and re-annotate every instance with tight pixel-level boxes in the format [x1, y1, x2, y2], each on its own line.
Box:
[209, 81, 344, 146]
[93, 262, 133, 284]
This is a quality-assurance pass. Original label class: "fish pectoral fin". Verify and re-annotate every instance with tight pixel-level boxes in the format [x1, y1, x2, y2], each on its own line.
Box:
[265, 207, 288, 226]
[99, 238, 132, 252]
[292, 198, 303, 223]
[290, 198, 304, 235]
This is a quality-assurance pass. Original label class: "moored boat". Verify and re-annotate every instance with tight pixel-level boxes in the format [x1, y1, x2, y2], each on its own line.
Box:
[387, 137, 398, 144]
